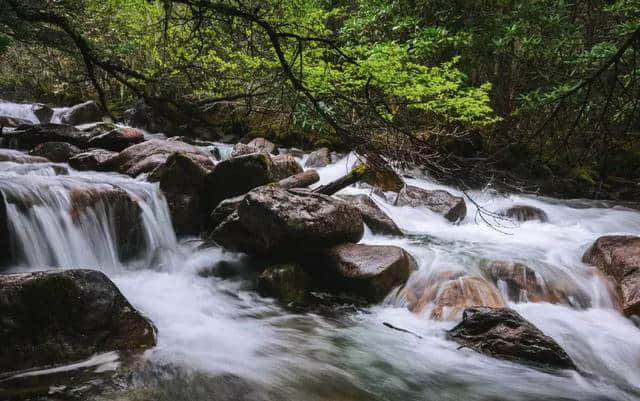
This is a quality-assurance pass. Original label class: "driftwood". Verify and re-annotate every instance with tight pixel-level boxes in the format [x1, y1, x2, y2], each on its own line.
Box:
[312, 164, 367, 195]
[277, 169, 319, 189]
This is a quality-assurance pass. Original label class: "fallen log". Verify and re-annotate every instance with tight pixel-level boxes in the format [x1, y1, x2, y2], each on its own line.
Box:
[312, 164, 367, 195]
[277, 169, 320, 189]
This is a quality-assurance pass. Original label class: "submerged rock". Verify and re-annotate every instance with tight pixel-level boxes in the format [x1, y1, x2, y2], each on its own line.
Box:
[320, 243, 417, 302]
[482, 261, 589, 307]
[112, 139, 214, 177]
[304, 147, 330, 168]
[87, 127, 145, 151]
[395, 185, 466, 222]
[70, 187, 144, 260]
[29, 141, 82, 163]
[498, 205, 548, 222]
[337, 194, 402, 236]
[404, 273, 505, 320]
[211, 186, 363, 254]
[69, 148, 118, 171]
[257, 263, 308, 304]
[447, 307, 576, 370]
[583, 235, 640, 316]
[0, 269, 156, 373]
[61, 100, 103, 125]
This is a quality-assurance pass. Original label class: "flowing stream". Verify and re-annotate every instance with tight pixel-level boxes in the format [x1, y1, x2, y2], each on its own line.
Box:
[1, 101, 640, 400]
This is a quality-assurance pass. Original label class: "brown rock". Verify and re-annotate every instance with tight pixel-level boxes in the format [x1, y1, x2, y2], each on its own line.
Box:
[338, 194, 402, 236]
[403, 273, 505, 320]
[68, 149, 118, 171]
[583, 235, 640, 316]
[320, 243, 417, 302]
[395, 185, 466, 222]
[271, 154, 303, 180]
[87, 127, 145, 151]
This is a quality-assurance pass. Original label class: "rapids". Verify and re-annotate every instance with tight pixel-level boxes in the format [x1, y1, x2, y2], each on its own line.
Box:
[1, 101, 639, 400]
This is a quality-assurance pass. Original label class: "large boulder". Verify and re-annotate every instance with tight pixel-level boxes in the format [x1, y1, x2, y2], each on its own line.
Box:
[447, 307, 576, 370]
[29, 141, 82, 163]
[319, 243, 417, 302]
[68, 148, 118, 171]
[304, 147, 330, 168]
[61, 101, 103, 125]
[0, 269, 155, 373]
[148, 152, 212, 235]
[337, 194, 402, 236]
[87, 127, 145, 151]
[112, 139, 215, 177]
[583, 235, 640, 316]
[272, 154, 303, 180]
[204, 152, 277, 206]
[210, 195, 245, 228]
[498, 205, 548, 222]
[211, 186, 364, 255]
[257, 263, 308, 304]
[70, 187, 145, 260]
[395, 186, 466, 222]
[404, 273, 505, 320]
[32, 103, 54, 123]
[0, 123, 88, 149]
[482, 261, 589, 307]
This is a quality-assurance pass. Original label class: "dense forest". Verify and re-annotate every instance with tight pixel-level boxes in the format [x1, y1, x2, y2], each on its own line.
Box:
[1, 0, 639, 197]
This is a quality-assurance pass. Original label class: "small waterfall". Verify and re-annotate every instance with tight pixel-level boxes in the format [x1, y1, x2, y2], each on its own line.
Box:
[0, 100, 69, 124]
[0, 152, 177, 271]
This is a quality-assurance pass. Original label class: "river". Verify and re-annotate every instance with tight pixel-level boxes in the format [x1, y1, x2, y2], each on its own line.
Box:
[1, 101, 639, 401]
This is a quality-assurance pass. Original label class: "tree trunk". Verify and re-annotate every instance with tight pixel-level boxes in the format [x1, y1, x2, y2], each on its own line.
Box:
[312, 164, 367, 195]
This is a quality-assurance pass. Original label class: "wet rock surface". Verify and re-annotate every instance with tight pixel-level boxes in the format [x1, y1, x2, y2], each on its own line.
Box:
[447, 306, 577, 370]
[69, 148, 118, 171]
[0, 123, 89, 149]
[0, 269, 156, 374]
[70, 187, 145, 260]
[29, 141, 82, 163]
[87, 127, 145, 151]
[337, 194, 403, 236]
[112, 139, 214, 177]
[404, 273, 505, 320]
[395, 185, 466, 222]
[498, 205, 548, 222]
[482, 260, 590, 307]
[211, 186, 363, 254]
[583, 235, 640, 316]
[257, 263, 308, 304]
[149, 152, 213, 235]
[61, 101, 103, 125]
[319, 243, 417, 302]
[204, 153, 278, 206]
[305, 147, 330, 168]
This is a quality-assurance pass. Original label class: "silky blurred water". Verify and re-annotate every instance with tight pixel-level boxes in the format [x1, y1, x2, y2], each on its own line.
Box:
[1, 103, 639, 399]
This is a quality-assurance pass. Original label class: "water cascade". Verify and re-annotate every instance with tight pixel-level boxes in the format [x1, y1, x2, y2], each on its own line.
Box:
[1, 101, 640, 401]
